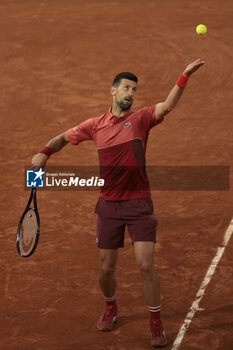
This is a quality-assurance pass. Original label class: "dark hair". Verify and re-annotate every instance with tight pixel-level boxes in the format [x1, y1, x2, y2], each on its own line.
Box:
[112, 72, 138, 87]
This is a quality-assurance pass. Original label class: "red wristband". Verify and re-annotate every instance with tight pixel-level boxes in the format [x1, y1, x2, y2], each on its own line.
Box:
[39, 146, 53, 159]
[176, 73, 189, 88]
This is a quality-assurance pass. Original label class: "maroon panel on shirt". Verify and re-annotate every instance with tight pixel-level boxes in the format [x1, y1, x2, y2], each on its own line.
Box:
[98, 138, 151, 201]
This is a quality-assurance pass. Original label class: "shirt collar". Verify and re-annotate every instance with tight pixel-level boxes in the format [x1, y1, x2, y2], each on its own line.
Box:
[107, 106, 133, 121]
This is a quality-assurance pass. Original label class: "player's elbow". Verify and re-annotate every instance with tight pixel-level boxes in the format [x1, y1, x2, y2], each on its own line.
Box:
[62, 132, 70, 143]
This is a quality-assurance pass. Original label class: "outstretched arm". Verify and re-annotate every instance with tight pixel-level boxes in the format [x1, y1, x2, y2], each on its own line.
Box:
[155, 58, 206, 122]
[31, 132, 69, 169]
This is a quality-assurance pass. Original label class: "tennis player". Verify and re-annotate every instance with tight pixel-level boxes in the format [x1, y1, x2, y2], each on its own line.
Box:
[32, 58, 205, 347]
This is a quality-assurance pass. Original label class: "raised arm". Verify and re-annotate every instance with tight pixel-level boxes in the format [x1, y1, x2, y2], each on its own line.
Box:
[155, 58, 206, 122]
[31, 131, 69, 169]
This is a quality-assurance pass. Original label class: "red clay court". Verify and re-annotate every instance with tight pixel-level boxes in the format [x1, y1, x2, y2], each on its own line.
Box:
[1, 0, 233, 349]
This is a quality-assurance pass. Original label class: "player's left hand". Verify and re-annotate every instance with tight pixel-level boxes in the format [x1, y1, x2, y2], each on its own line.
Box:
[183, 58, 206, 76]
[31, 153, 48, 170]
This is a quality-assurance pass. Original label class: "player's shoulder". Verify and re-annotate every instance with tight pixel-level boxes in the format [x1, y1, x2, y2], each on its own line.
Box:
[90, 109, 112, 128]
[91, 112, 105, 126]
[92, 112, 106, 121]
[131, 105, 156, 118]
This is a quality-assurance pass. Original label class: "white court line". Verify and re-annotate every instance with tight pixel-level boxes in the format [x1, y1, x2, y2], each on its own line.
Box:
[171, 217, 233, 350]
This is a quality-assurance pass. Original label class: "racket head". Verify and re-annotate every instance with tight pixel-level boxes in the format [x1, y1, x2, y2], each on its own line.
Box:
[16, 190, 40, 258]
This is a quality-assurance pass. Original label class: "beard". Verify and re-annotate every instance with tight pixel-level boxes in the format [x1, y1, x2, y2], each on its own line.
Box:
[117, 98, 133, 111]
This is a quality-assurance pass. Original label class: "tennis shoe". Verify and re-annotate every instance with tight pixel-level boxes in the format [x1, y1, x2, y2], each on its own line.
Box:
[97, 304, 118, 331]
[150, 319, 168, 347]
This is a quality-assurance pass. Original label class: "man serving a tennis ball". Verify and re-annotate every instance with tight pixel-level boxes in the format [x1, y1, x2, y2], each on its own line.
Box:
[32, 58, 205, 347]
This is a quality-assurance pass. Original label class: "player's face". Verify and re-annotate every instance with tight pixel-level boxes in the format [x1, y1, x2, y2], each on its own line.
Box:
[112, 79, 137, 111]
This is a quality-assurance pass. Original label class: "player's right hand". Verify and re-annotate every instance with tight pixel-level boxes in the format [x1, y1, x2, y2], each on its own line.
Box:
[31, 153, 48, 170]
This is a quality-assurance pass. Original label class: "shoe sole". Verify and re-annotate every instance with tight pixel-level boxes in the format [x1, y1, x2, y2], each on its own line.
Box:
[151, 338, 168, 348]
[97, 315, 118, 331]
[151, 342, 168, 348]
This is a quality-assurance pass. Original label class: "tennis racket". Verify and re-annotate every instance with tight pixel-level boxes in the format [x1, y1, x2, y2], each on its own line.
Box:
[16, 188, 40, 258]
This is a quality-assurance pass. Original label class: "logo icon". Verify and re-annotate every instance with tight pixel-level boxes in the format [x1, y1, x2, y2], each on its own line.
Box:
[124, 122, 131, 127]
[26, 168, 45, 188]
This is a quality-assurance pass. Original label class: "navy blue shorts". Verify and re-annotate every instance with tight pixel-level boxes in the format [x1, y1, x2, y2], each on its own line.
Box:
[95, 197, 157, 249]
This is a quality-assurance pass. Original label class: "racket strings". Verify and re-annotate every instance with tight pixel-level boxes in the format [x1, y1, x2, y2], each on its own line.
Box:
[19, 209, 37, 255]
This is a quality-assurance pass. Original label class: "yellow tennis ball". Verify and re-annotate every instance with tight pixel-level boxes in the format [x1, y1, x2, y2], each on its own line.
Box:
[196, 24, 207, 35]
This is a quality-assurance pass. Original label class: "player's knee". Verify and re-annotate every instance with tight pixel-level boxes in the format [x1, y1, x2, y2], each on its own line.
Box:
[99, 251, 118, 277]
[137, 261, 154, 275]
[100, 263, 116, 277]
